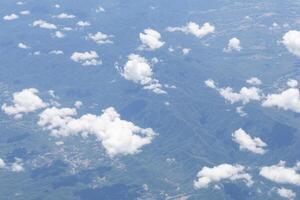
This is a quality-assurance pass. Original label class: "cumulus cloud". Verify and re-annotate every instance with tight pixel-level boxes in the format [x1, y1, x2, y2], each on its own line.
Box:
[182, 48, 191, 55]
[74, 101, 82, 108]
[223, 37, 242, 52]
[0, 158, 6, 168]
[120, 54, 166, 94]
[260, 161, 300, 185]
[194, 164, 253, 189]
[219, 86, 261, 104]
[11, 160, 24, 172]
[167, 22, 215, 38]
[282, 30, 300, 57]
[70, 51, 102, 66]
[54, 13, 75, 19]
[205, 79, 262, 104]
[49, 50, 64, 55]
[232, 128, 267, 154]
[287, 79, 298, 88]
[3, 13, 19, 21]
[2, 88, 47, 119]
[77, 21, 90, 27]
[20, 10, 30, 15]
[277, 187, 296, 200]
[33, 20, 57, 29]
[262, 87, 300, 112]
[53, 31, 65, 38]
[18, 42, 29, 49]
[86, 32, 113, 44]
[139, 29, 165, 50]
[204, 79, 216, 89]
[38, 106, 156, 157]
[246, 77, 262, 85]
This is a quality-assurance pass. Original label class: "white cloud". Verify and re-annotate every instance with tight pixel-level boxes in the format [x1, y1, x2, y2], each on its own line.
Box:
[204, 79, 216, 89]
[287, 79, 298, 88]
[3, 14, 19, 21]
[282, 30, 300, 57]
[77, 21, 90, 27]
[54, 13, 75, 19]
[53, 31, 65, 38]
[260, 161, 300, 185]
[18, 42, 29, 49]
[11, 159, 24, 172]
[194, 164, 253, 189]
[262, 88, 300, 112]
[223, 37, 242, 52]
[121, 54, 166, 94]
[49, 50, 64, 55]
[20, 10, 30, 15]
[33, 20, 57, 29]
[277, 187, 296, 200]
[232, 128, 267, 155]
[0, 158, 6, 168]
[167, 22, 215, 38]
[246, 77, 262, 86]
[182, 48, 191, 55]
[74, 101, 82, 108]
[236, 106, 247, 117]
[70, 51, 102, 66]
[86, 32, 113, 44]
[219, 86, 261, 104]
[205, 79, 262, 104]
[2, 88, 47, 119]
[38, 106, 156, 157]
[96, 6, 105, 13]
[139, 28, 165, 50]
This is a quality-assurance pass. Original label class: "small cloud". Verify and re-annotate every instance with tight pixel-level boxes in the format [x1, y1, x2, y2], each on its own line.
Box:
[282, 30, 300, 57]
[287, 79, 298, 88]
[86, 32, 113, 44]
[246, 77, 262, 85]
[18, 42, 29, 49]
[223, 37, 242, 52]
[54, 13, 75, 19]
[49, 50, 64, 55]
[120, 54, 166, 94]
[53, 31, 65, 38]
[182, 48, 191, 55]
[33, 20, 57, 29]
[276, 187, 296, 200]
[139, 28, 165, 50]
[70, 51, 102, 66]
[20, 10, 30, 15]
[77, 21, 90, 27]
[167, 22, 215, 38]
[3, 14, 19, 21]
[2, 88, 47, 119]
[232, 128, 267, 155]
[260, 161, 300, 185]
[194, 163, 253, 189]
